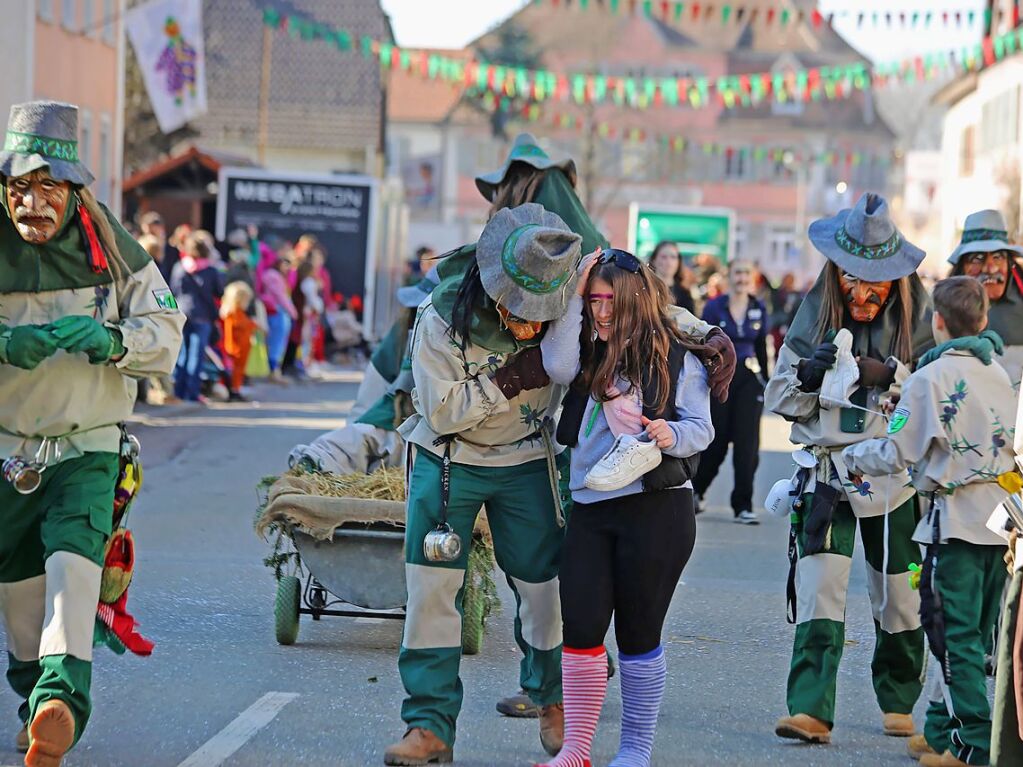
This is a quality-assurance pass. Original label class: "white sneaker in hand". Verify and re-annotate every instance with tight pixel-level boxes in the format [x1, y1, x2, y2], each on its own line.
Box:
[584, 434, 663, 492]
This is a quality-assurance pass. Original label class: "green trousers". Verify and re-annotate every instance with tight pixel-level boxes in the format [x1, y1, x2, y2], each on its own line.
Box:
[399, 448, 568, 746]
[922, 540, 1006, 765]
[0, 452, 117, 746]
[992, 568, 1023, 766]
[787, 496, 925, 726]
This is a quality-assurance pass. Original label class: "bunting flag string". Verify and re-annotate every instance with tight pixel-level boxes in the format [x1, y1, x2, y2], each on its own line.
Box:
[530, 0, 1020, 31]
[518, 105, 892, 171]
[260, 6, 1023, 113]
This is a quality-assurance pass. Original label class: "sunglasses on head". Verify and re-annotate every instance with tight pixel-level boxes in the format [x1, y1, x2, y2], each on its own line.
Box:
[597, 248, 642, 273]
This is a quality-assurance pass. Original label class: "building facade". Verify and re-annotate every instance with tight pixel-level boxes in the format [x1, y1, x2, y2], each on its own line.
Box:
[389, 0, 894, 284]
[0, 0, 125, 214]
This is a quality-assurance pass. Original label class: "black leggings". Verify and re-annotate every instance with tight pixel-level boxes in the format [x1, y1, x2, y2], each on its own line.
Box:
[560, 488, 696, 655]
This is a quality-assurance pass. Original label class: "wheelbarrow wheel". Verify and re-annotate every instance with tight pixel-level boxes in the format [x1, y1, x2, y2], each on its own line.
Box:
[461, 581, 486, 656]
[275, 575, 301, 645]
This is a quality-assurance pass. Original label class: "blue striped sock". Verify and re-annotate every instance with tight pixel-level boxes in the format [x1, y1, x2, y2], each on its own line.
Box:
[609, 646, 666, 767]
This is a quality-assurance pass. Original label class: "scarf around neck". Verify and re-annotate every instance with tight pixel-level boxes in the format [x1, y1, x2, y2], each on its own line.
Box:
[917, 329, 1005, 369]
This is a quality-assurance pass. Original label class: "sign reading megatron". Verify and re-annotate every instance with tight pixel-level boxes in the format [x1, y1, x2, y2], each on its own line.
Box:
[215, 167, 378, 311]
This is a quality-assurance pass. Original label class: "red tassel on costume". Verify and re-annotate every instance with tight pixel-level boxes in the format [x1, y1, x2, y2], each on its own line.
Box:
[97, 592, 155, 656]
[77, 201, 109, 274]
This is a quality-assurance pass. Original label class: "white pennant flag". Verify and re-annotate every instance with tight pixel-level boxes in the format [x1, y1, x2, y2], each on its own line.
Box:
[126, 0, 207, 133]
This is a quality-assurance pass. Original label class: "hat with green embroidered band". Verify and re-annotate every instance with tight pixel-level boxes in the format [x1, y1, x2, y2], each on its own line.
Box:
[475, 133, 577, 201]
[947, 209, 1023, 265]
[0, 100, 94, 186]
[476, 202, 583, 322]
[808, 192, 924, 281]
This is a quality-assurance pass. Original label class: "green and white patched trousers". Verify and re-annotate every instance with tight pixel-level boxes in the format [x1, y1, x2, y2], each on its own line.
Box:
[399, 448, 568, 747]
[787, 496, 925, 726]
[0, 452, 116, 746]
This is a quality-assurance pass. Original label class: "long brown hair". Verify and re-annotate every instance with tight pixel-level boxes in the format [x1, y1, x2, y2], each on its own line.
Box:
[815, 260, 914, 362]
[487, 163, 547, 220]
[579, 260, 708, 412]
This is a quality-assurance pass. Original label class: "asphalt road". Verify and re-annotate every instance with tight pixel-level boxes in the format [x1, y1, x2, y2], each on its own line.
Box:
[0, 371, 939, 767]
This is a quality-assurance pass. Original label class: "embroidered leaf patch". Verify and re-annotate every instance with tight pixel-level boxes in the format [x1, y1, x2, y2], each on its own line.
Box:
[888, 406, 910, 434]
[153, 289, 178, 310]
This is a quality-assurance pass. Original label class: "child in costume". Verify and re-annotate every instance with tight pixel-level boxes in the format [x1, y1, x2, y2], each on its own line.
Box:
[843, 276, 1016, 767]
[537, 249, 712, 767]
[220, 281, 258, 401]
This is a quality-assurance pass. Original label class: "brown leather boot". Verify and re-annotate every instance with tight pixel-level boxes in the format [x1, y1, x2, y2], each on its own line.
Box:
[882, 712, 915, 736]
[907, 734, 937, 759]
[25, 699, 75, 767]
[774, 713, 832, 744]
[383, 727, 453, 766]
[539, 703, 564, 756]
[16, 723, 28, 753]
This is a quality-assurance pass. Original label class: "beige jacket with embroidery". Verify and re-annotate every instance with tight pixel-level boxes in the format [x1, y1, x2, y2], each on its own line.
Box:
[765, 343, 915, 517]
[843, 349, 1017, 545]
[0, 260, 185, 462]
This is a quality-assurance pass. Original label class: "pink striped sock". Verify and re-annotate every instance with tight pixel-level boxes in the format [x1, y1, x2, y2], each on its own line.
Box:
[534, 646, 608, 767]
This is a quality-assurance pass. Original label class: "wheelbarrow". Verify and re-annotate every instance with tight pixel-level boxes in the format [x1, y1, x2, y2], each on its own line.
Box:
[258, 476, 495, 654]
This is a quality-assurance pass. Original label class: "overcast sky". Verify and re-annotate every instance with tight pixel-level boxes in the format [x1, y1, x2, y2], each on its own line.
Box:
[379, 0, 989, 60]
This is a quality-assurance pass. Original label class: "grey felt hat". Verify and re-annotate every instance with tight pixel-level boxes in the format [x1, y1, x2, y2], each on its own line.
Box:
[477, 202, 583, 322]
[475, 133, 577, 201]
[396, 265, 440, 308]
[947, 209, 1023, 265]
[0, 100, 94, 186]
[808, 192, 924, 281]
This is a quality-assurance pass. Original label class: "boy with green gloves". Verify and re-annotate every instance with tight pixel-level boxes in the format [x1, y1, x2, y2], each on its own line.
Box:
[0, 100, 183, 767]
[843, 277, 1017, 767]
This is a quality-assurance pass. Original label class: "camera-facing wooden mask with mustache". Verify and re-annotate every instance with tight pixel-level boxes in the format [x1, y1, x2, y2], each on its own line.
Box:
[5, 169, 71, 244]
[838, 271, 893, 323]
[962, 250, 1010, 301]
[496, 303, 543, 341]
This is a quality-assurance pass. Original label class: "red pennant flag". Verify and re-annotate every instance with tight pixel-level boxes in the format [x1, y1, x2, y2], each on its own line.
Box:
[761, 72, 772, 94]
[692, 2, 701, 21]
[739, 74, 751, 93]
[661, 0, 670, 20]
[915, 57, 925, 79]
[811, 9, 823, 28]
[766, 7, 775, 24]
[983, 37, 995, 66]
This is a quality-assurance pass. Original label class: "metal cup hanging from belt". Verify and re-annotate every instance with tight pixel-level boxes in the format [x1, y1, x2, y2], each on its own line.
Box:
[2, 457, 42, 494]
[423, 523, 462, 562]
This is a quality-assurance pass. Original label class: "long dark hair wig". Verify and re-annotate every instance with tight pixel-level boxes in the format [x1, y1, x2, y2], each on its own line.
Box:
[579, 261, 710, 413]
[449, 261, 488, 351]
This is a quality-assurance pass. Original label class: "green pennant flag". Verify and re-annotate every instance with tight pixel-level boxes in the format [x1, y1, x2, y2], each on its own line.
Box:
[379, 42, 393, 66]
[572, 75, 586, 104]
[674, 2, 684, 22]
[643, 0, 653, 17]
[722, 4, 732, 24]
[610, 0, 620, 13]
[995, 37, 1006, 60]
[360, 35, 373, 57]
[400, 50, 411, 70]
[262, 7, 281, 26]
[780, 8, 790, 26]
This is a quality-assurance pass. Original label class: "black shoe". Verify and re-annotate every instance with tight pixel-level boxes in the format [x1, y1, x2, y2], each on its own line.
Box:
[695, 494, 705, 515]
[228, 391, 249, 402]
[496, 689, 540, 718]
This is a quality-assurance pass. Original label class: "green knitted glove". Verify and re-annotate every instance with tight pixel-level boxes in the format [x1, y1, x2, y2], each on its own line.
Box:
[2, 325, 60, 370]
[50, 315, 124, 364]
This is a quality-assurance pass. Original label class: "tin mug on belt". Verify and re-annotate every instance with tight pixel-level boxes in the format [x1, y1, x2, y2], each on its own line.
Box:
[2, 438, 62, 495]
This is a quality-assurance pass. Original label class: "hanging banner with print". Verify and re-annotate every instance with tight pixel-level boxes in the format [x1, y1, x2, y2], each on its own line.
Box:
[126, 0, 207, 133]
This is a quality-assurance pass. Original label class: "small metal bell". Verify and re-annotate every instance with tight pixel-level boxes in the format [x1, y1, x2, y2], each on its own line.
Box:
[423, 524, 462, 563]
[2, 457, 42, 494]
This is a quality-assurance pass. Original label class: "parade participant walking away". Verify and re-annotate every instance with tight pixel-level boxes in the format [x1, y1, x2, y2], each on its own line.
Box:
[843, 277, 1016, 767]
[383, 204, 584, 766]
[765, 193, 933, 745]
[693, 259, 770, 524]
[169, 231, 224, 401]
[220, 281, 258, 402]
[288, 269, 438, 475]
[471, 132, 736, 719]
[649, 240, 696, 312]
[0, 100, 183, 766]
[947, 210, 1023, 390]
[536, 249, 712, 767]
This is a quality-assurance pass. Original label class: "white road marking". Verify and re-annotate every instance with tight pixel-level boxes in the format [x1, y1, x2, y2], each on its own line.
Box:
[355, 617, 386, 624]
[176, 692, 298, 767]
